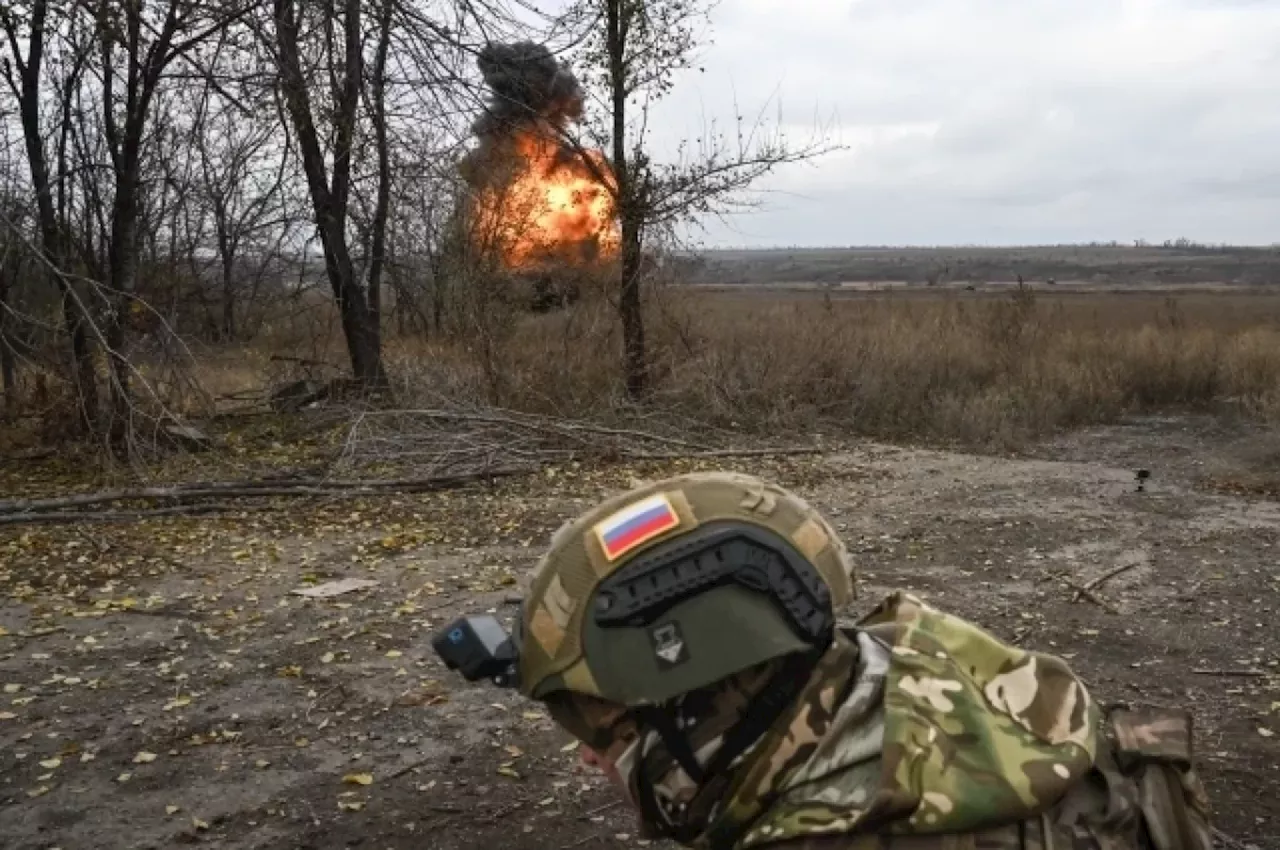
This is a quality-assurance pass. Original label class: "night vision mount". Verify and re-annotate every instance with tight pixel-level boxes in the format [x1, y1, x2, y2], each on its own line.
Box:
[592, 522, 834, 645]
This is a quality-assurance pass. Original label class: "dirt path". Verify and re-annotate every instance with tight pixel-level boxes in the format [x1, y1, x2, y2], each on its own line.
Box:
[1, 420, 1276, 850]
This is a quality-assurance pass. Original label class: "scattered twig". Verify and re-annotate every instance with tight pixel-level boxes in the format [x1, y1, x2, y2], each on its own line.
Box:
[582, 799, 622, 818]
[1214, 826, 1258, 850]
[422, 803, 465, 814]
[1192, 668, 1267, 677]
[360, 408, 712, 451]
[1060, 577, 1120, 614]
[561, 833, 605, 849]
[384, 756, 436, 782]
[422, 596, 460, 615]
[1080, 558, 1144, 593]
[305, 684, 348, 722]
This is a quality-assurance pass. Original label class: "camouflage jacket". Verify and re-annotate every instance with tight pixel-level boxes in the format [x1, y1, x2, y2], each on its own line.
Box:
[694, 593, 1211, 850]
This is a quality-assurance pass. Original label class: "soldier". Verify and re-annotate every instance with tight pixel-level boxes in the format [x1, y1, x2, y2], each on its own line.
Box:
[434, 472, 1213, 849]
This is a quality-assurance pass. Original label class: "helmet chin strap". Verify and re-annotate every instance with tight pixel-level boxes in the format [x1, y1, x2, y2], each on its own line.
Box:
[628, 644, 829, 845]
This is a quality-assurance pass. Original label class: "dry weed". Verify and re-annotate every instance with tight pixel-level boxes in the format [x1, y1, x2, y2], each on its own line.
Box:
[102, 287, 1280, 449]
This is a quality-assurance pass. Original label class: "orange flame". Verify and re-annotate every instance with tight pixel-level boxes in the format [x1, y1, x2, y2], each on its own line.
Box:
[472, 131, 619, 269]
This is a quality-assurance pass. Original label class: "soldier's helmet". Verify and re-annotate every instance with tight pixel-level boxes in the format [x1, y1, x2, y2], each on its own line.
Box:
[515, 471, 856, 749]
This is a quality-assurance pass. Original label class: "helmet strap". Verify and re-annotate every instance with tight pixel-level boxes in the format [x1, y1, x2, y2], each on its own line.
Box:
[633, 704, 706, 784]
[630, 642, 829, 843]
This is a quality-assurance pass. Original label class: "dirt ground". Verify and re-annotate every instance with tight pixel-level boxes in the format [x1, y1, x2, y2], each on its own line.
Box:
[1, 416, 1277, 850]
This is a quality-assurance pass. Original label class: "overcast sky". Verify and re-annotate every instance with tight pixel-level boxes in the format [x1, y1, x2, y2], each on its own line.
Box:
[627, 0, 1280, 247]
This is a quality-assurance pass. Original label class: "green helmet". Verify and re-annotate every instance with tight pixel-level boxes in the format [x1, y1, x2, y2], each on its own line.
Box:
[516, 471, 856, 713]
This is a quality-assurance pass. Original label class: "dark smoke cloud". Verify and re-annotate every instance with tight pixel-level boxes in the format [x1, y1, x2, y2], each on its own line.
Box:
[472, 42, 585, 140]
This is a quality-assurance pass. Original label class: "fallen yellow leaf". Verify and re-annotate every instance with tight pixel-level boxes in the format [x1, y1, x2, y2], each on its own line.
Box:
[385, 650, 402, 658]
[165, 805, 181, 815]
[39, 758, 61, 769]
[342, 772, 374, 786]
[133, 751, 157, 764]
[192, 817, 210, 830]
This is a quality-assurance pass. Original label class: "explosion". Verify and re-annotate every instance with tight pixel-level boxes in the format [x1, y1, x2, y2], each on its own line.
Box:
[465, 42, 620, 271]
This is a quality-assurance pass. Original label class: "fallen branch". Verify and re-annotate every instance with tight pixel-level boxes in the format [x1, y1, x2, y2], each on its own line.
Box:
[355, 407, 713, 451]
[625, 446, 826, 461]
[1192, 668, 1268, 677]
[0, 503, 271, 525]
[0, 466, 534, 516]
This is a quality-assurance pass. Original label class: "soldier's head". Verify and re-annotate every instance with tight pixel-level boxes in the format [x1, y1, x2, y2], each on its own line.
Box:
[512, 471, 856, 839]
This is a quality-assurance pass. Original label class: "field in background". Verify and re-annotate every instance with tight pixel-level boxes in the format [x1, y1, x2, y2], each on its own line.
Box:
[686, 243, 1280, 287]
[169, 281, 1280, 456]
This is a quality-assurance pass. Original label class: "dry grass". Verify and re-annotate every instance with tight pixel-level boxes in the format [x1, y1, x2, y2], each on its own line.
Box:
[125, 286, 1280, 451]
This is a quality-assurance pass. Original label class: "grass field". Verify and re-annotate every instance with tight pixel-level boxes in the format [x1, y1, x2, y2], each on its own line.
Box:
[359, 283, 1280, 450]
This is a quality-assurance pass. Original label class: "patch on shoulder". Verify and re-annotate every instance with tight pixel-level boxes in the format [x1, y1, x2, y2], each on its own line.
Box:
[594, 492, 681, 561]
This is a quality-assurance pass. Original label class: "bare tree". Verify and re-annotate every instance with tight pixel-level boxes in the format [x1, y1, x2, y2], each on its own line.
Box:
[566, 0, 837, 397]
[184, 64, 298, 341]
[91, 0, 249, 441]
[266, 0, 387, 387]
[0, 0, 101, 432]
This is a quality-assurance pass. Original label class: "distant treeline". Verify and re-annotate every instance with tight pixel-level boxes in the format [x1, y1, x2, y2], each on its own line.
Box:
[683, 243, 1280, 286]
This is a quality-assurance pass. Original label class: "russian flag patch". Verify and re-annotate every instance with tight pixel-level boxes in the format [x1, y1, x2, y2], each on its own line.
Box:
[594, 493, 681, 561]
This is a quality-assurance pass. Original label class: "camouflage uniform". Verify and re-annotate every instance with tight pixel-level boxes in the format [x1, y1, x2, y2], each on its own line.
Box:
[513, 472, 1214, 850]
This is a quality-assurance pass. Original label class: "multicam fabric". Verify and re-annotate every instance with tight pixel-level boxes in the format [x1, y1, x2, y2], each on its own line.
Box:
[622, 592, 1102, 849]
[754, 706, 1216, 850]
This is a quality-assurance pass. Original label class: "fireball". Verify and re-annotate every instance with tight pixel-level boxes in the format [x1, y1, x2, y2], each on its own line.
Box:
[472, 131, 620, 269]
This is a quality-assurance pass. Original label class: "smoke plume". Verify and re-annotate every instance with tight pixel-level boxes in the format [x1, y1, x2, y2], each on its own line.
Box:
[472, 42, 585, 141]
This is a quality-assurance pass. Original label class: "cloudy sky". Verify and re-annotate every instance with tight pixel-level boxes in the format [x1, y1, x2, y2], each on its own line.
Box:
[625, 0, 1280, 247]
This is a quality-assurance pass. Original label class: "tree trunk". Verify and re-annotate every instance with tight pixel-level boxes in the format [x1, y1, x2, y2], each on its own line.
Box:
[607, 0, 647, 398]
[7, 0, 100, 433]
[365, 0, 393, 334]
[0, 268, 14, 418]
[104, 150, 142, 448]
[273, 0, 384, 387]
[221, 272, 236, 341]
[619, 216, 646, 397]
